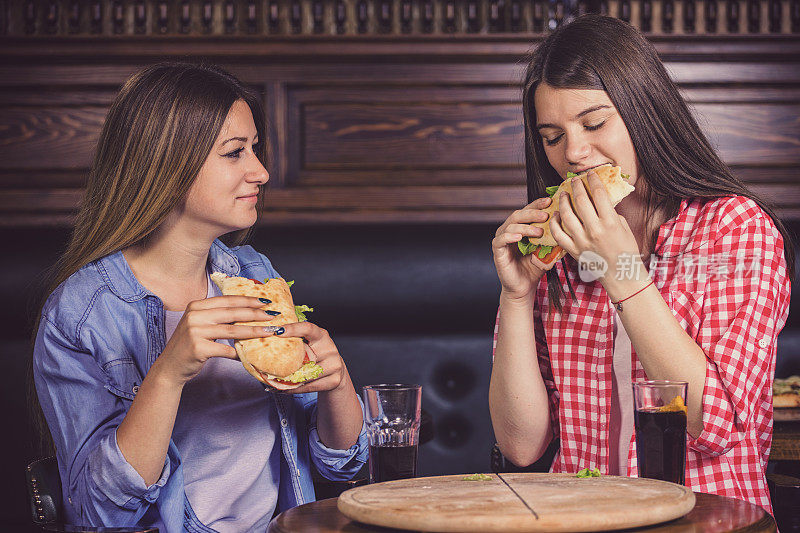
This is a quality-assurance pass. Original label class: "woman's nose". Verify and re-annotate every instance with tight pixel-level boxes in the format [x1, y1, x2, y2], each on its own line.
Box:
[247, 156, 269, 184]
[563, 133, 592, 165]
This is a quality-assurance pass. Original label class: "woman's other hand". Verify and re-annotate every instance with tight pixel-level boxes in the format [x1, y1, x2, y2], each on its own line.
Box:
[272, 321, 347, 394]
[153, 295, 280, 386]
[275, 321, 363, 449]
[492, 196, 556, 301]
[549, 171, 643, 294]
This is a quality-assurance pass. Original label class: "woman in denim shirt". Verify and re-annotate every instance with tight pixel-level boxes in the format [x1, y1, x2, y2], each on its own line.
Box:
[32, 62, 368, 532]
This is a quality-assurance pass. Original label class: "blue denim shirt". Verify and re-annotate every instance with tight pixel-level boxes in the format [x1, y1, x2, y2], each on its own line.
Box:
[33, 240, 369, 532]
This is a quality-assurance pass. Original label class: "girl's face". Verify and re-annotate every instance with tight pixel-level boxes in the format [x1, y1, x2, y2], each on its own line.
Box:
[534, 83, 640, 186]
[182, 99, 269, 235]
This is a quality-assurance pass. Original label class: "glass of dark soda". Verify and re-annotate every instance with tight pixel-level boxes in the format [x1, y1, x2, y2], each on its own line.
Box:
[362, 384, 422, 483]
[632, 380, 688, 485]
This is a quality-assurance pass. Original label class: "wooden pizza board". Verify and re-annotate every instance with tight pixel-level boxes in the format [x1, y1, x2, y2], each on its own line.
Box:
[337, 473, 696, 532]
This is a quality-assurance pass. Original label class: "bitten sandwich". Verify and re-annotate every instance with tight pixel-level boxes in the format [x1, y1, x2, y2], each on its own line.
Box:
[210, 273, 322, 390]
[518, 164, 635, 266]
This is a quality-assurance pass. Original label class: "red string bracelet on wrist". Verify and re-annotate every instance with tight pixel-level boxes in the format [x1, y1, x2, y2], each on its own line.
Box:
[611, 279, 655, 312]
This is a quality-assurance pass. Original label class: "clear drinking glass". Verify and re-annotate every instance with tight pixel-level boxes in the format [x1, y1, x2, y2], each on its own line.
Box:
[633, 380, 688, 485]
[362, 384, 422, 483]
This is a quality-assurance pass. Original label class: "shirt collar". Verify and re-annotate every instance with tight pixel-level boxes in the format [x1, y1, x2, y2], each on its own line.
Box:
[654, 198, 692, 257]
[97, 239, 241, 302]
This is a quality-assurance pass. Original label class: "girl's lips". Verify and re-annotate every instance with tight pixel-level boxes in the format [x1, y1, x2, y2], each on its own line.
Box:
[574, 162, 612, 174]
[236, 195, 259, 203]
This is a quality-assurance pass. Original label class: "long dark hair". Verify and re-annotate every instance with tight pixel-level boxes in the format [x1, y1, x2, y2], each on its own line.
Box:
[29, 62, 268, 454]
[522, 15, 795, 310]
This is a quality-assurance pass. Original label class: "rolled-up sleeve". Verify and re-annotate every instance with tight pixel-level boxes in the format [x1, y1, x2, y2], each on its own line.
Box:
[689, 203, 791, 456]
[304, 396, 369, 481]
[34, 314, 174, 525]
[88, 431, 170, 509]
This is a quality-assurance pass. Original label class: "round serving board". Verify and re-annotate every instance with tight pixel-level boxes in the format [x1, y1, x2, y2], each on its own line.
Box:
[337, 473, 696, 533]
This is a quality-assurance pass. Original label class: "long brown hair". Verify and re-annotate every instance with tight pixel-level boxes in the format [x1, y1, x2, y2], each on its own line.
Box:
[521, 15, 795, 311]
[29, 62, 268, 453]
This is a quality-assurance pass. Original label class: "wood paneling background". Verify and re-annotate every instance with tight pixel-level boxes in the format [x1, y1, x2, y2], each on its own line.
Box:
[0, 0, 799, 226]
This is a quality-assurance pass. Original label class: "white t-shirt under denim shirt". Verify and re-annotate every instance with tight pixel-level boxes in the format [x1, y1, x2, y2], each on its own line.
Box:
[166, 274, 280, 532]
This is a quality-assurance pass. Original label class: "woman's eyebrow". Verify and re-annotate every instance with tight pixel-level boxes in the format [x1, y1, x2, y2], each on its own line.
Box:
[536, 104, 612, 130]
[575, 104, 612, 118]
[220, 136, 249, 146]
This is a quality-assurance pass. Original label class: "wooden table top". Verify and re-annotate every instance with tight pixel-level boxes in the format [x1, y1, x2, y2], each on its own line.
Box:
[268, 492, 776, 533]
[771, 419, 800, 461]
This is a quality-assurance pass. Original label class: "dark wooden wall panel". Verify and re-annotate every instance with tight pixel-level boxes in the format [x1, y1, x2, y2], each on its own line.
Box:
[1, 1, 798, 226]
[693, 103, 800, 165]
[299, 101, 522, 168]
[0, 106, 104, 169]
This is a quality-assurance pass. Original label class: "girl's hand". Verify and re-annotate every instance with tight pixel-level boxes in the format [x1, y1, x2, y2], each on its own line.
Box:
[272, 321, 347, 394]
[153, 295, 280, 386]
[492, 196, 557, 301]
[548, 170, 643, 294]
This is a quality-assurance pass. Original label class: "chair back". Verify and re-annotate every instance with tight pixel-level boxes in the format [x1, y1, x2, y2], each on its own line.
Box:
[25, 456, 162, 532]
[26, 456, 62, 525]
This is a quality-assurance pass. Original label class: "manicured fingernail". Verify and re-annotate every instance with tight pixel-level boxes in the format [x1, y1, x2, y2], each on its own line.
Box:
[265, 310, 281, 316]
[259, 298, 272, 304]
[274, 327, 285, 335]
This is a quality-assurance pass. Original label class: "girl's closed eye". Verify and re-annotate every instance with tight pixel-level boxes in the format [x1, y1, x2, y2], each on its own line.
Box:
[584, 120, 606, 131]
[542, 119, 606, 146]
[544, 133, 564, 146]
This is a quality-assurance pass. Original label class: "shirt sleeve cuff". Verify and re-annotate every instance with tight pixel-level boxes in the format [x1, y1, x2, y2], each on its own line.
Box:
[687, 359, 742, 456]
[88, 430, 171, 509]
[307, 398, 369, 481]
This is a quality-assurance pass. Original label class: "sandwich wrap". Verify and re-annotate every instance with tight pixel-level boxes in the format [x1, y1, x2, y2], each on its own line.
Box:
[518, 164, 634, 265]
[210, 273, 322, 390]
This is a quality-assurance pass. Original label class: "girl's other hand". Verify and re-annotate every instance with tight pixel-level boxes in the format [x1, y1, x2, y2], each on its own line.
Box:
[549, 171, 642, 295]
[153, 295, 281, 386]
[492, 196, 556, 302]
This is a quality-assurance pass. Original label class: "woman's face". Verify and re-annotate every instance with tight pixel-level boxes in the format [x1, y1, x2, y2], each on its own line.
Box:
[182, 99, 269, 235]
[534, 83, 640, 186]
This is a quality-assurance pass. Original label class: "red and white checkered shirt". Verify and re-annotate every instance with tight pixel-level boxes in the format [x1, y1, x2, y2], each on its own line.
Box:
[493, 196, 791, 511]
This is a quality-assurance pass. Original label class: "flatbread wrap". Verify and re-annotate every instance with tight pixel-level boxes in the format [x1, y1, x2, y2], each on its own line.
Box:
[518, 164, 635, 265]
[210, 273, 322, 390]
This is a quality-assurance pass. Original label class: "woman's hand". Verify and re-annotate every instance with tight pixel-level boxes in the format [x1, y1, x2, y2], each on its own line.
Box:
[152, 295, 280, 386]
[273, 321, 347, 394]
[548, 171, 644, 296]
[276, 321, 363, 449]
[492, 196, 556, 301]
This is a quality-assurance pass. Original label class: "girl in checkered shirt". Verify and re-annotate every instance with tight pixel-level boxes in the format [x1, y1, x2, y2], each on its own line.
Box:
[489, 15, 793, 511]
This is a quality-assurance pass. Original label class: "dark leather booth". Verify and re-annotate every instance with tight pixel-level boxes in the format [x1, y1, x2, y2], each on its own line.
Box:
[3, 221, 800, 530]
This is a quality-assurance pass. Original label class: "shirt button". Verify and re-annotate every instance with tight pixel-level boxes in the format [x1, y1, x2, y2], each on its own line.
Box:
[280, 418, 288, 427]
[132, 386, 140, 394]
[758, 339, 769, 349]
